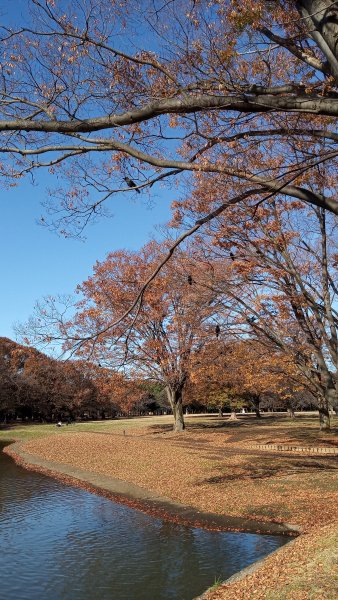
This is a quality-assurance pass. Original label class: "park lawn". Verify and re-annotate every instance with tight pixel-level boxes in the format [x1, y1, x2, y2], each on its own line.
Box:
[2, 413, 338, 599]
[0, 414, 175, 442]
[0, 416, 180, 442]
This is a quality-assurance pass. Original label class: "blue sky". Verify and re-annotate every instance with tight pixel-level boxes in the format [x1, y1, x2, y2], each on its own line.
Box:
[0, 0, 175, 341]
[1, 173, 173, 340]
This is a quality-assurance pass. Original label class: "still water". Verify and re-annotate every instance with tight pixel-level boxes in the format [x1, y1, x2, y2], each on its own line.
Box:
[0, 442, 288, 600]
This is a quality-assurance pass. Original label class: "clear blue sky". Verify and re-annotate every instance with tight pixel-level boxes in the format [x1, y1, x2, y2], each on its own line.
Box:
[0, 0, 174, 341]
[1, 175, 173, 340]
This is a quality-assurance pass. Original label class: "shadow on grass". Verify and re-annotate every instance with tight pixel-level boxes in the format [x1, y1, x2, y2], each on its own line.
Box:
[244, 503, 294, 520]
[148, 416, 338, 449]
[199, 455, 338, 484]
[148, 417, 250, 434]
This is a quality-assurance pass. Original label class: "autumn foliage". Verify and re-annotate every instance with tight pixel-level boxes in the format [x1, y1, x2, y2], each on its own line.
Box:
[0, 337, 143, 423]
[0, 0, 338, 231]
[5, 1, 338, 431]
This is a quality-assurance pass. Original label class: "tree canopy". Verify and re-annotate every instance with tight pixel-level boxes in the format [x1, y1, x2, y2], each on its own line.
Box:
[1, 0, 338, 236]
[7, 1, 338, 431]
[0, 336, 140, 422]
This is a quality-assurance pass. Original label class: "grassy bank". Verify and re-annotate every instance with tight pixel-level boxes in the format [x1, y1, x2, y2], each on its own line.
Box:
[2, 413, 338, 598]
[0, 414, 172, 442]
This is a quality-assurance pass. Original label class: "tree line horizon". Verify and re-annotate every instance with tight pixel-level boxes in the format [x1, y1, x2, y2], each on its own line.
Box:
[0, 336, 323, 425]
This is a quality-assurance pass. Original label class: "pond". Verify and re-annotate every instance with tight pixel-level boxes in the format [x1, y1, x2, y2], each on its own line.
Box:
[0, 442, 289, 600]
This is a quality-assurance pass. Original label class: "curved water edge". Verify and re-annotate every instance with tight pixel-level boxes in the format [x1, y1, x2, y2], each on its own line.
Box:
[196, 537, 299, 600]
[6, 440, 300, 537]
[0, 442, 293, 600]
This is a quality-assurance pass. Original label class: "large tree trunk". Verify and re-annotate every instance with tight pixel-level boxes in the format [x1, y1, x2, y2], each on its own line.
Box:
[254, 406, 261, 418]
[228, 410, 238, 421]
[311, 363, 336, 430]
[318, 384, 338, 429]
[251, 395, 261, 418]
[286, 399, 296, 419]
[297, 0, 338, 82]
[315, 373, 338, 430]
[287, 407, 296, 420]
[319, 403, 331, 431]
[326, 384, 338, 415]
[166, 386, 185, 432]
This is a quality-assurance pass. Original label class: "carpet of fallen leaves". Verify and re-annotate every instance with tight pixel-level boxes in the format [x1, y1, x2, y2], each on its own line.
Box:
[21, 415, 338, 531]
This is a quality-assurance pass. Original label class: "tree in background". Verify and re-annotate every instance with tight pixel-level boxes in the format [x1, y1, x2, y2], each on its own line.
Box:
[34, 242, 220, 431]
[88, 364, 142, 417]
[222, 203, 338, 429]
[0, 339, 18, 420]
[0, 337, 139, 422]
[174, 175, 338, 429]
[189, 338, 303, 418]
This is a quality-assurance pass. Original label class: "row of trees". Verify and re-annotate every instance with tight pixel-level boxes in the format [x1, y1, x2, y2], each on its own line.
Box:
[1, 1, 337, 431]
[0, 337, 143, 422]
[20, 194, 338, 431]
[1, 328, 320, 427]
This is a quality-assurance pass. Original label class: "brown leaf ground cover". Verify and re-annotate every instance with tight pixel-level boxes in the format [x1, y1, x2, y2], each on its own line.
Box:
[20, 414, 338, 531]
[5, 413, 338, 599]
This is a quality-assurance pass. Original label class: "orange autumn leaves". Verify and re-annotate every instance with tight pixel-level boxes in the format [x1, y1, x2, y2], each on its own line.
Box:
[189, 339, 302, 412]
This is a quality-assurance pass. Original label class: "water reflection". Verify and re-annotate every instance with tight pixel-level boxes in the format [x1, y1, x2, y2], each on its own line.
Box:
[0, 443, 288, 600]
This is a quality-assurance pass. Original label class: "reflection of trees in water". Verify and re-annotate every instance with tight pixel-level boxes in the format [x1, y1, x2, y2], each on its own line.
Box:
[158, 523, 257, 583]
[0, 443, 60, 512]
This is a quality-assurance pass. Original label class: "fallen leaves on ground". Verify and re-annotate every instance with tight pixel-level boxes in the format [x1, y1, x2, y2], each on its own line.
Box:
[20, 417, 338, 531]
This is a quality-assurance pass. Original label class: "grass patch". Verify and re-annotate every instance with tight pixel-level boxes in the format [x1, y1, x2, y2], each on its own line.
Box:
[207, 576, 224, 593]
[0, 416, 175, 443]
